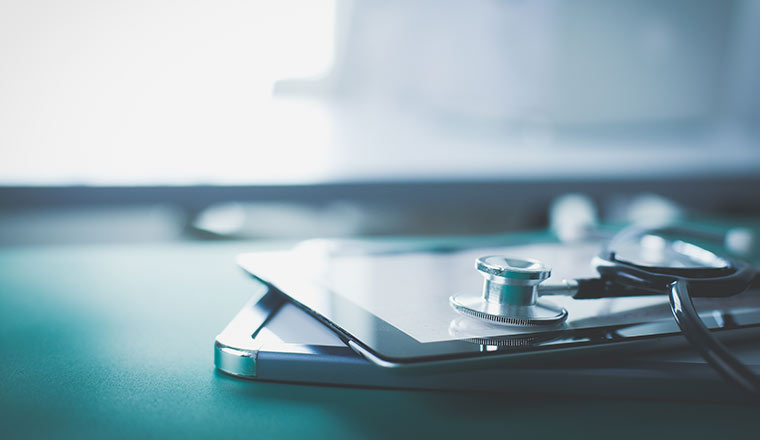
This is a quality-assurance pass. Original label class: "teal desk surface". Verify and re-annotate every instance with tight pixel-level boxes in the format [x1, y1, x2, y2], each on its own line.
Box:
[0, 240, 756, 439]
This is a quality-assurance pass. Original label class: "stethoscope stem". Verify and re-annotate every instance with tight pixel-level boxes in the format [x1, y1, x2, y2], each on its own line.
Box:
[537, 279, 579, 296]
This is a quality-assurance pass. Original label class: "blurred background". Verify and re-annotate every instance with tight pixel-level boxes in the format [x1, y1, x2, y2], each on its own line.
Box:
[1, 0, 759, 245]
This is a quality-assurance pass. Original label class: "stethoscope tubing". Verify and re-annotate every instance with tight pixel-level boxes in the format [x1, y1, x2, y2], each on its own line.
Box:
[669, 280, 760, 399]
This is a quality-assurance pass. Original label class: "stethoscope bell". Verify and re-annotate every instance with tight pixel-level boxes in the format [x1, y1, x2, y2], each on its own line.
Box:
[449, 256, 568, 326]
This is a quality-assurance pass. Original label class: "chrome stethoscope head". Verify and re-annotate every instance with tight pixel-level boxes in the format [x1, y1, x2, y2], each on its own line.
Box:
[449, 255, 568, 326]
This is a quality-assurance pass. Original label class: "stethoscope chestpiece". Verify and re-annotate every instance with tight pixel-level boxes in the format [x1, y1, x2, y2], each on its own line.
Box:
[449, 256, 568, 327]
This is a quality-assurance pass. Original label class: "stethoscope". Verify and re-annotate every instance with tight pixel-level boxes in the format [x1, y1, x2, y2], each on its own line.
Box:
[450, 225, 760, 397]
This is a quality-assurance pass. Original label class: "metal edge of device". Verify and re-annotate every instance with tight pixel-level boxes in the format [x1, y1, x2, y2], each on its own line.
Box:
[214, 286, 284, 378]
[213, 288, 381, 380]
[215, 342, 258, 378]
[346, 318, 760, 375]
[346, 333, 681, 373]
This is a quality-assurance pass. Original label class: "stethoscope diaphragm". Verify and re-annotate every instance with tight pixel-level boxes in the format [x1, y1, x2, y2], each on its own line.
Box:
[449, 255, 567, 326]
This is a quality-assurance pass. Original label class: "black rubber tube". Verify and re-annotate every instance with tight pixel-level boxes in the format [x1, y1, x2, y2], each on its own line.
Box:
[668, 280, 760, 399]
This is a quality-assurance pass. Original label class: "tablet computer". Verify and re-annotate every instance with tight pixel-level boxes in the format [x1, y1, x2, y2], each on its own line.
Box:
[237, 238, 760, 371]
[213, 286, 760, 401]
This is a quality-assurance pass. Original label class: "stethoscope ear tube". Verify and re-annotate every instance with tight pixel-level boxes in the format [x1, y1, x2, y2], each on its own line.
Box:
[669, 280, 760, 399]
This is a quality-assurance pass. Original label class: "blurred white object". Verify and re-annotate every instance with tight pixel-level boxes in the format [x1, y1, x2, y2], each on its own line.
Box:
[724, 227, 755, 256]
[194, 202, 365, 238]
[550, 193, 599, 242]
[624, 194, 683, 226]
